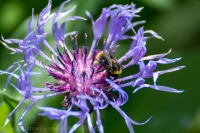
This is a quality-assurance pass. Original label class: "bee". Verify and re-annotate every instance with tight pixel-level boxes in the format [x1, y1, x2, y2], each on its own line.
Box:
[93, 50, 122, 78]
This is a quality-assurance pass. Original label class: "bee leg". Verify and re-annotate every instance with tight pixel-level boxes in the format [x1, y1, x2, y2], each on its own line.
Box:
[96, 68, 106, 73]
[113, 76, 119, 80]
[95, 65, 105, 73]
[106, 76, 114, 80]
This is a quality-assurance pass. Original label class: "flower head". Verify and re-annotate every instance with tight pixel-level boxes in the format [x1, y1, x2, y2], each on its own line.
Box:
[1, 0, 184, 133]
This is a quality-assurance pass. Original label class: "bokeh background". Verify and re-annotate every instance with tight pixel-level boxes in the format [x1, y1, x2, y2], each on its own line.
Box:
[0, 0, 200, 133]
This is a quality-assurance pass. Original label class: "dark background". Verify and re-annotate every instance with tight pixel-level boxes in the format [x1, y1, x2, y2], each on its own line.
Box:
[0, 0, 200, 133]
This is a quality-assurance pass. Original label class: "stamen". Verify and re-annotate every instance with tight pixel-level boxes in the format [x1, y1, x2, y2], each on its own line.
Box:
[72, 52, 79, 67]
[75, 34, 78, 52]
[81, 70, 87, 82]
[56, 43, 62, 56]
[71, 67, 75, 77]
[96, 37, 101, 48]
[113, 45, 119, 53]
[71, 60, 75, 77]
[90, 37, 101, 60]
[101, 39, 107, 50]
[84, 47, 87, 64]
[91, 47, 97, 65]
[63, 47, 70, 59]
[70, 36, 75, 50]
[83, 33, 88, 64]
[84, 33, 87, 47]
[57, 56, 65, 67]
[90, 67, 95, 78]
[63, 46, 74, 62]
[51, 53, 55, 62]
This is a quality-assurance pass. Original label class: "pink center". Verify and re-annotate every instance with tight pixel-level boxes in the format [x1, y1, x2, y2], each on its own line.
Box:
[45, 47, 111, 99]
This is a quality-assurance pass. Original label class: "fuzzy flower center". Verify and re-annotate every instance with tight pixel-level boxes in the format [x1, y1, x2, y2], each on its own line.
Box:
[44, 38, 119, 106]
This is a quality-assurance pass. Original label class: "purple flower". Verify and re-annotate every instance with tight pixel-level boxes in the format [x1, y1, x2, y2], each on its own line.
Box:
[0, 0, 184, 133]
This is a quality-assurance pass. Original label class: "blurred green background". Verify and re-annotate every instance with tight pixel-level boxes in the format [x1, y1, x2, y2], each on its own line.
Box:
[0, 0, 200, 133]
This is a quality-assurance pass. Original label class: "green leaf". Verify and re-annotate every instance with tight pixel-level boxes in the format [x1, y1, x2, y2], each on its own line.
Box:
[0, 101, 15, 133]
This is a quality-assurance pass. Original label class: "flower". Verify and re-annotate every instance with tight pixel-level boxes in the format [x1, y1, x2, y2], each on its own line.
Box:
[0, 0, 184, 133]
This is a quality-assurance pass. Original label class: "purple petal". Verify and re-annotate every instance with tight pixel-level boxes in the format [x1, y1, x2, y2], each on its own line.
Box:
[153, 66, 185, 86]
[106, 79, 128, 106]
[123, 47, 146, 68]
[38, 106, 67, 120]
[141, 60, 157, 78]
[88, 12, 107, 58]
[144, 30, 164, 40]
[118, 46, 144, 64]
[71, 99, 90, 113]
[87, 113, 95, 133]
[18, 100, 39, 133]
[96, 109, 104, 133]
[10, 84, 26, 97]
[4, 61, 23, 91]
[85, 10, 94, 23]
[153, 66, 185, 83]
[3, 98, 25, 127]
[1, 41, 22, 54]
[157, 57, 182, 64]
[133, 78, 145, 87]
[58, 119, 65, 133]
[37, 0, 52, 34]
[111, 104, 152, 133]
[2, 35, 23, 44]
[140, 48, 172, 61]
[52, 1, 75, 42]
[130, 21, 146, 29]
[130, 27, 144, 49]
[92, 11, 107, 39]
[0, 70, 19, 79]
[134, 84, 184, 93]
[68, 114, 86, 133]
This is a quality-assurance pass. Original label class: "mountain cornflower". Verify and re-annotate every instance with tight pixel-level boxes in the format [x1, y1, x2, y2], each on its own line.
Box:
[0, 0, 184, 133]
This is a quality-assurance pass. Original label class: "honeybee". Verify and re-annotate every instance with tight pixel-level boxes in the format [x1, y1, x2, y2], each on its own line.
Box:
[93, 50, 122, 77]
